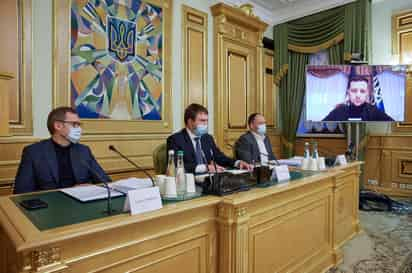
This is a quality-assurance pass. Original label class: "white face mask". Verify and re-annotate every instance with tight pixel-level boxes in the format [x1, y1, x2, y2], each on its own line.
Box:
[257, 124, 266, 136]
[194, 124, 208, 137]
[66, 127, 82, 144]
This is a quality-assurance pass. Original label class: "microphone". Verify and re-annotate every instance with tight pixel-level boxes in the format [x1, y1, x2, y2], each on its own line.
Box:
[78, 159, 114, 215]
[108, 145, 155, 187]
[209, 149, 219, 173]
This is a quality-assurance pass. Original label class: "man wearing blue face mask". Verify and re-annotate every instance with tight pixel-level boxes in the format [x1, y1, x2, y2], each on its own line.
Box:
[14, 107, 110, 194]
[167, 103, 251, 174]
[234, 113, 277, 165]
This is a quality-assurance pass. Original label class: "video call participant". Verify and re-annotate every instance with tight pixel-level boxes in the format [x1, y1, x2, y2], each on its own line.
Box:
[234, 113, 277, 165]
[322, 77, 394, 121]
[167, 103, 251, 174]
[14, 107, 111, 194]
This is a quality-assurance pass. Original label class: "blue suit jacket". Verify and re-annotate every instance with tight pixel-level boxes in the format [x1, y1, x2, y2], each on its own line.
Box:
[166, 129, 235, 173]
[14, 139, 111, 194]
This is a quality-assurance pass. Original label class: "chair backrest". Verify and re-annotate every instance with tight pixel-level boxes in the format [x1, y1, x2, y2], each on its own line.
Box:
[153, 143, 167, 174]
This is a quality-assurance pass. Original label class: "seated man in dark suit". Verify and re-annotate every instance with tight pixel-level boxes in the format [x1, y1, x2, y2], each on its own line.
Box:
[14, 107, 111, 194]
[167, 103, 251, 174]
[234, 113, 276, 165]
[322, 77, 394, 121]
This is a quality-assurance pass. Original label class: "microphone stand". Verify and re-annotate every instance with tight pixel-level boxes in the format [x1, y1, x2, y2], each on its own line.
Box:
[201, 150, 215, 194]
[79, 160, 114, 215]
[210, 149, 223, 193]
[109, 145, 156, 187]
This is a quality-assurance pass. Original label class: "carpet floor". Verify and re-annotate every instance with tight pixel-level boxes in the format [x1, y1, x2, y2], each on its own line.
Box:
[327, 207, 412, 273]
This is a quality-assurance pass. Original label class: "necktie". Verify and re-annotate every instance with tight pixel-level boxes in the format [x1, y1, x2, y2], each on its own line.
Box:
[194, 137, 204, 164]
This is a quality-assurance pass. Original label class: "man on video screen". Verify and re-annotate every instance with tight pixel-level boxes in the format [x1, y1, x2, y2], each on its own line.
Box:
[322, 76, 394, 121]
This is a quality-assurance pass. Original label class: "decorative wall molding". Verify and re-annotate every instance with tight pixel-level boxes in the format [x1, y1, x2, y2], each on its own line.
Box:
[219, 0, 355, 26]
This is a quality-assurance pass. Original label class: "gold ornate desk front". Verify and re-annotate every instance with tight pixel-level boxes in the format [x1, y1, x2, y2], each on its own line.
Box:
[0, 162, 361, 273]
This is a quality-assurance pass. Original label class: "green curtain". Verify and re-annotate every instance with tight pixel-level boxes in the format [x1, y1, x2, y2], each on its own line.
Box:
[279, 52, 309, 157]
[288, 7, 344, 47]
[328, 42, 344, 64]
[274, 0, 371, 157]
[344, 0, 370, 61]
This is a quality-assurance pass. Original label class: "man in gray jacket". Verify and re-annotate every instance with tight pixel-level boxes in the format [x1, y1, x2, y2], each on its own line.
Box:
[234, 113, 276, 165]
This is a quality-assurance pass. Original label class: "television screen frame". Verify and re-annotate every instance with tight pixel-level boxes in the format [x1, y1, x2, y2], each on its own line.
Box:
[304, 65, 407, 123]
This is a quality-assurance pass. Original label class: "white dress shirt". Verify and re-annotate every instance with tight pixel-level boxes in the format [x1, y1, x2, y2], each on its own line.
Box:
[186, 128, 239, 173]
[251, 131, 269, 165]
[186, 128, 208, 173]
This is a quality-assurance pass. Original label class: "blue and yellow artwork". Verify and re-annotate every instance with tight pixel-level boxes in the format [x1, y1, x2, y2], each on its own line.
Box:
[71, 0, 163, 120]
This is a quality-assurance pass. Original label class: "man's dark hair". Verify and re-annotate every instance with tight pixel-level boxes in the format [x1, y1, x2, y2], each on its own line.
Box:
[184, 103, 208, 125]
[248, 113, 262, 126]
[347, 76, 369, 91]
[47, 107, 77, 135]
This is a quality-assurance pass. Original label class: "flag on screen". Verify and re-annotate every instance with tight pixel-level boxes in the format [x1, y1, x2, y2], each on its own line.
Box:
[373, 74, 385, 112]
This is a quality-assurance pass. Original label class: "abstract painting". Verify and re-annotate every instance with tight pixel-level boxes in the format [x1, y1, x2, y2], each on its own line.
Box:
[70, 0, 163, 120]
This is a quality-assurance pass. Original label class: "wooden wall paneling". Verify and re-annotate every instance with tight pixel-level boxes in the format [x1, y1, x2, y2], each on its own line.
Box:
[392, 10, 412, 129]
[392, 10, 412, 64]
[0, 73, 13, 137]
[263, 49, 277, 129]
[294, 137, 347, 158]
[364, 135, 412, 197]
[363, 136, 381, 187]
[182, 5, 208, 109]
[211, 3, 267, 155]
[228, 51, 248, 129]
[0, 0, 32, 135]
[393, 70, 412, 130]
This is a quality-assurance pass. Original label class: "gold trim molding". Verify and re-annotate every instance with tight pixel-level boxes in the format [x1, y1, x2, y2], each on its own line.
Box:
[0, 73, 14, 80]
[392, 9, 412, 58]
[7, 0, 33, 136]
[288, 33, 344, 54]
[182, 5, 208, 111]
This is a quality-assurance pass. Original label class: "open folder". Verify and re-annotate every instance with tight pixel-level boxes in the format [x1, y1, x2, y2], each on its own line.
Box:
[60, 185, 123, 202]
[60, 178, 153, 202]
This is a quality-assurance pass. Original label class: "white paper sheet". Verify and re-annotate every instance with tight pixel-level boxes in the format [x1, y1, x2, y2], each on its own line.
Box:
[110, 177, 153, 194]
[60, 185, 123, 202]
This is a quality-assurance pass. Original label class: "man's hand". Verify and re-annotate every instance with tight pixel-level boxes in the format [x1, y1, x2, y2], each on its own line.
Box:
[208, 162, 225, 173]
[238, 160, 253, 171]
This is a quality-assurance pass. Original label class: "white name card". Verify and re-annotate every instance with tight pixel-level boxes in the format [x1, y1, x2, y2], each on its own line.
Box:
[336, 154, 348, 166]
[272, 165, 291, 182]
[123, 186, 162, 215]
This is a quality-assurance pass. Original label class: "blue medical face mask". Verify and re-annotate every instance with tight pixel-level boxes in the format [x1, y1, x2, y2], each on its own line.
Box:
[194, 124, 208, 137]
[257, 124, 266, 135]
[66, 126, 82, 143]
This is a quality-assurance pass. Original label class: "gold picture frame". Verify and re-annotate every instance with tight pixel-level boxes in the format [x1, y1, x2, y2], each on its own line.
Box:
[52, 0, 173, 135]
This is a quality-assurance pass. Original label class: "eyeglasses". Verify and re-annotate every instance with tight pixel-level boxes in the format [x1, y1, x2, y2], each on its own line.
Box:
[56, 120, 82, 128]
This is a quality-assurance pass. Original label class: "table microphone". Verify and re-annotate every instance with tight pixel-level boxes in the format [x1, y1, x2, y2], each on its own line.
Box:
[78, 159, 114, 215]
[108, 145, 155, 186]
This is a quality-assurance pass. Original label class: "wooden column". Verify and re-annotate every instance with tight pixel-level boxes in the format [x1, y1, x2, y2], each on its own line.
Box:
[0, 72, 13, 137]
[211, 3, 267, 155]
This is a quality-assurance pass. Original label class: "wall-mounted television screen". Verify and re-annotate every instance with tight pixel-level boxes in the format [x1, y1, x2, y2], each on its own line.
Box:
[305, 65, 407, 122]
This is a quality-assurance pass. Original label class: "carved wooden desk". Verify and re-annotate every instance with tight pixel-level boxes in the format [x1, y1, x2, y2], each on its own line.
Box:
[0, 162, 361, 273]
